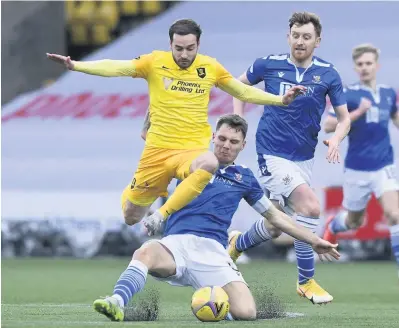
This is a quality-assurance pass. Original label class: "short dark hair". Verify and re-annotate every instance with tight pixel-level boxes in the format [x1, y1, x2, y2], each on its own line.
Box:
[289, 12, 322, 37]
[216, 114, 248, 139]
[352, 43, 380, 61]
[169, 19, 202, 42]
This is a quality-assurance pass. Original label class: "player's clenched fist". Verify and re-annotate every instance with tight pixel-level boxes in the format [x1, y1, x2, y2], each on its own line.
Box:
[46, 53, 75, 70]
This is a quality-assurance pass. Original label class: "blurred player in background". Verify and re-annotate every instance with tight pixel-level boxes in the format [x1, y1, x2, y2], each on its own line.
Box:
[323, 44, 399, 276]
[93, 114, 340, 322]
[47, 19, 305, 235]
[231, 12, 351, 304]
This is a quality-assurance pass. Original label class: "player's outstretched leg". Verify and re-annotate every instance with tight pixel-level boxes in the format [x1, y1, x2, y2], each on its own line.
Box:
[228, 218, 277, 262]
[93, 259, 148, 321]
[93, 241, 176, 321]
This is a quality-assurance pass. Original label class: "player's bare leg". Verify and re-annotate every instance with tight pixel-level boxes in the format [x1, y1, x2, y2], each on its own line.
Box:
[93, 241, 176, 321]
[122, 200, 151, 226]
[379, 190, 399, 276]
[222, 281, 257, 320]
[287, 184, 333, 304]
[379, 190, 399, 226]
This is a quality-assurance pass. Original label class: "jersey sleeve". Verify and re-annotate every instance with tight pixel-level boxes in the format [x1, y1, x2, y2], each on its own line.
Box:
[390, 89, 398, 118]
[246, 57, 266, 85]
[214, 61, 234, 87]
[327, 67, 347, 107]
[131, 53, 153, 79]
[244, 173, 272, 214]
[345, 88, 361, 112]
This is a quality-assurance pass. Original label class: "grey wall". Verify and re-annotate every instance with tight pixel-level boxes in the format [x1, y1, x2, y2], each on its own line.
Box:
[1, 1, 66, 105]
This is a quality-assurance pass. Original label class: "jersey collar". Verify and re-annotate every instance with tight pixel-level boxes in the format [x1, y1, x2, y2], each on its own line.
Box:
[218, 163, 235, 173]
[357, 82, 381, 103]
[169, 52, 200, 71]
[287, 54, 314, 83]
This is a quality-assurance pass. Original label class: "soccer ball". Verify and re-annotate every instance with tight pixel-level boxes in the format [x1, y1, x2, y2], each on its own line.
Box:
[191, 286, 230, 322]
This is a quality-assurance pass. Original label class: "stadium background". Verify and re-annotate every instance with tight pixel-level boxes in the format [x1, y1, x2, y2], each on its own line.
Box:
[2, 1, 399, 261]
[2, 2, 399, 327]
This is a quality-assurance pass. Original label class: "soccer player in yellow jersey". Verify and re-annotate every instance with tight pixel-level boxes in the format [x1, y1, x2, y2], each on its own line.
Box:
[47, 19, 305, 234]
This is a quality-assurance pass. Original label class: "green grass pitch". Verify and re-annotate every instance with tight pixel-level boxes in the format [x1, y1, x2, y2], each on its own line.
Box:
[2, 259, 398, 327]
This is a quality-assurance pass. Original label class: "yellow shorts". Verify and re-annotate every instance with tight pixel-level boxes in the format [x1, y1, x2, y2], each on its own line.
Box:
[121, 146, 208, 208]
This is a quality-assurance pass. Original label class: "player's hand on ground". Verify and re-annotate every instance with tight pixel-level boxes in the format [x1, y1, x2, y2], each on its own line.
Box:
[46, 53, 75, 70]
[323, 138, 341, 164]
[311, 238, 340, 262]
[282, 85, 307, 105]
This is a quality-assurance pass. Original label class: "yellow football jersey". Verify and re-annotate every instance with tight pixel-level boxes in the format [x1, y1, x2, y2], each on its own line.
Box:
[73, 50, 285, 149]
[131, 51, 233, 149]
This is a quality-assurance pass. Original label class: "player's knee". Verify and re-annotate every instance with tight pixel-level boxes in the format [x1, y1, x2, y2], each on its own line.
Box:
[297, 200, 320, 218]
[231, 306, 257, 321]
[196, 153, 219, 173]
[123, 210, 141, 226]
[123, 202, 145, 225]
[132, 243, 153, 266]
[268, 225, 282, 239]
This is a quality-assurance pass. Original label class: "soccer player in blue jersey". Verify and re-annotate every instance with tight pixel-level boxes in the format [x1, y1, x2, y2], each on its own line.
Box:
[322, 44, 399, 276]
[92, 114, 340, 322]
[231, 12, 351, 304]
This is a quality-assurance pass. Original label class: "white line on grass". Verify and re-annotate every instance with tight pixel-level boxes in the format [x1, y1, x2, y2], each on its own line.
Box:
[3, 303, 90, 307]
[284, 312, 305, 318]
[2, 320, 114, 326]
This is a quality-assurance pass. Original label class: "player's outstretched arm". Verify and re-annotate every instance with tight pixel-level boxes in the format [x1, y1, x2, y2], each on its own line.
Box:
[219, 78, 306, 106]
[46, 53, 136, 77]
[323, 104, 351, 164]
[324, 98, 371, 133]
[262, 206, 340, 261]
[330, 104, 351, 141]
[232, 72, 252, 117]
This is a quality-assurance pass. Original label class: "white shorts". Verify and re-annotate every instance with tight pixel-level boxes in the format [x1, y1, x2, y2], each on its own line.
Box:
[152, 234, 246, 289]
[258, 154, 314, 211]
[343, 164, 399, 212]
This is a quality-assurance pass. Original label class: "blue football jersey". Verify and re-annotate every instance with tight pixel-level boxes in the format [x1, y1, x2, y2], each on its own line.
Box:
[163, 165, 271, 248]
[329, 83, 398, 171]
[246, 54, 346, 162]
